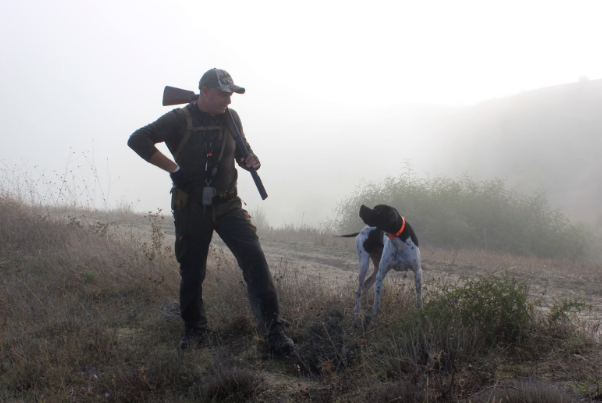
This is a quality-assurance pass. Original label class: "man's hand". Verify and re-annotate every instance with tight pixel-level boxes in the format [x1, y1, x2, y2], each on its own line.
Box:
[170, 167, 190, 188]
[240, 154, 260, 170]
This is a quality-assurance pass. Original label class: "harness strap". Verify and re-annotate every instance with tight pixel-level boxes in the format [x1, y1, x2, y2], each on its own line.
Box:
[386, 216, 406, 240]
[212, 127, 228, 176]
[173, 107, 227, 165]
[192, 125, 222, 131]
[173, 108, 193, 163]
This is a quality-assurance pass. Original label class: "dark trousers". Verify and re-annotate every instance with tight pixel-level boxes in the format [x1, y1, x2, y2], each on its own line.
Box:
[173, 197, 282, 335]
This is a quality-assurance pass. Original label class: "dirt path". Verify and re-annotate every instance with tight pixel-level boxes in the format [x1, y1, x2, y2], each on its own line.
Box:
[254, 236, 602, 330]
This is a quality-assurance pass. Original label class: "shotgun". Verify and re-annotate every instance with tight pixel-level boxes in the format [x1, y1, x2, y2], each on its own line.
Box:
[162, 86, 268, 200]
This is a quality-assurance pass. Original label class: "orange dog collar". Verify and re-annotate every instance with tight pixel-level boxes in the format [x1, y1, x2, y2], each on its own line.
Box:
[386, 216, 406, 240]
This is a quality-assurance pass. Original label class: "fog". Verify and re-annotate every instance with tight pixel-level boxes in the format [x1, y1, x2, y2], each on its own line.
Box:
[2, 0, 601, 227]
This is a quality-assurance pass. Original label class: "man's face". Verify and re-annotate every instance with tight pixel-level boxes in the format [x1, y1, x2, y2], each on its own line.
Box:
[200, 86, 232, 115]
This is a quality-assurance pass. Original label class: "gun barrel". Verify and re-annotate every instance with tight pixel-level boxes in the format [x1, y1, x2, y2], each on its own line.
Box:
[162, 86, 199, 106]
[225, 109, 268, 200]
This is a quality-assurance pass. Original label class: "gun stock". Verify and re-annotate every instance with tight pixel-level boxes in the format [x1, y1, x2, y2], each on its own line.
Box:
[162, 86, 199, 106]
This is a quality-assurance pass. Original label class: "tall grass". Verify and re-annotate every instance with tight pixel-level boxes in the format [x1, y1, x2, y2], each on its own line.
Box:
[1, 152, 137, 218]
[2, 159, 600, 401]
[1, 194, 600, 401]
[332, 169, 590, 260]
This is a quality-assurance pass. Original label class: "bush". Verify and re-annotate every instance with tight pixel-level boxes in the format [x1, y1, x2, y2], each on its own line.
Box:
[296, 307, 352, 374]
[419, 272, 532, 345]
[371, 272, 531, 388]
[547, 298, 589, 325]
[332, 171, 589, 259]
[193, 349, 263, 402]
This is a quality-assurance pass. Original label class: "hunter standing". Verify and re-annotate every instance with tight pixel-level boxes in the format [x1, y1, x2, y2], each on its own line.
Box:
[127, 68, 294, 356]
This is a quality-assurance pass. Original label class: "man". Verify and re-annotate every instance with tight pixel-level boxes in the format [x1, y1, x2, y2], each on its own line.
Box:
[127, 68, 294, 357]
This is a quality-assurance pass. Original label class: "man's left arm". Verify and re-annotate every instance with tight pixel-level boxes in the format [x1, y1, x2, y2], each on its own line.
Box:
[230, 109, 261, 171]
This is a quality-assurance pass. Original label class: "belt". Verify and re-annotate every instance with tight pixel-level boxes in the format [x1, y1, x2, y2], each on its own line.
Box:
[187, 188, 237, 204]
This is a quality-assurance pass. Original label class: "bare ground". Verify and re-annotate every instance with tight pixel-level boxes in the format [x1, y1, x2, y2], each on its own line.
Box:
[248, 237, 601, 323]
[203, 223, 602, 333]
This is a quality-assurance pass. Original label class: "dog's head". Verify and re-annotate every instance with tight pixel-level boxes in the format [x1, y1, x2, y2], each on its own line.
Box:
[359, 204, 403, 234]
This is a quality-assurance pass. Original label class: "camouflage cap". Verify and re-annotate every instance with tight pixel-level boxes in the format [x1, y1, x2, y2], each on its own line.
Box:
[199, 68, 245, 94]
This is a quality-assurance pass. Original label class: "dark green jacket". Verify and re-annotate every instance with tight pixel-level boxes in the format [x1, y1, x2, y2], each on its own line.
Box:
[128, 103, 255, 194]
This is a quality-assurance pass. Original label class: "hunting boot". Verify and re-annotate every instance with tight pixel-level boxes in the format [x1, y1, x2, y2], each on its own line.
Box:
[180, 325, 209, 350]
[267, 331, 295, 357]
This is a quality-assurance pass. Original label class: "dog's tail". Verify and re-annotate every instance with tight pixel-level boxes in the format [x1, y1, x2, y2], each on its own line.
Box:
[334, 233, 360, 238]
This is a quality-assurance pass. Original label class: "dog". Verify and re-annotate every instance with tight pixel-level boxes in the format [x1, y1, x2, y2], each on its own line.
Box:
[340, 204, 422, 317]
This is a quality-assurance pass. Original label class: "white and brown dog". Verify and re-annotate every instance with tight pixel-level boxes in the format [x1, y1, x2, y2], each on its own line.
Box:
[341, 204, 422, 317]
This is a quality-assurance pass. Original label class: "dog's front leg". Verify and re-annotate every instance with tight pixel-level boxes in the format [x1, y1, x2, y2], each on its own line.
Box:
[372, 265, 392, 317]
[414, 265, 423, 308]
[372, 247, 394, 317]
[412, 248, 423, 308]
[400, 247, 423, 309]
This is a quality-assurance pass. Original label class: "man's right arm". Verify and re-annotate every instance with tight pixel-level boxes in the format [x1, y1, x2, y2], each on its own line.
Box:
[148, 151, 178, 173]
[127, 109, 185, 172]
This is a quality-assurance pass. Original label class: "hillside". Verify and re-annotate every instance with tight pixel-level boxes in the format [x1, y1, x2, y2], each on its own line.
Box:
[426, 79, 602, 227]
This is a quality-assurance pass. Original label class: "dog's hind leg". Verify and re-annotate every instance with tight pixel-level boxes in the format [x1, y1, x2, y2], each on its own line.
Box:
[360, 254, 381, 299]
[354, 248, 371, 314]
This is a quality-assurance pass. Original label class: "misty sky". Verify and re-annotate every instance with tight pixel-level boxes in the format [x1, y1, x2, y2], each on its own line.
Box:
[1, 0, 601, 226]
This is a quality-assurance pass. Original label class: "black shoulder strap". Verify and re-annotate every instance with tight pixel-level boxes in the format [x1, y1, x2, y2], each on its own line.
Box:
[173, 108, 193, 163]
[174, 106, 230, 169]
[173, 107, 223, 162]
[211, 127, 228, 176]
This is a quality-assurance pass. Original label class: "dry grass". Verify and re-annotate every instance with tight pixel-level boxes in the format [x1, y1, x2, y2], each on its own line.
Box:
[1, 196, 602, 402]
[253, 222, 602, 338]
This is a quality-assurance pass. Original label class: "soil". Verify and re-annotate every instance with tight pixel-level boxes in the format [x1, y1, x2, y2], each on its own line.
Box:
[239, 235, 601, 333]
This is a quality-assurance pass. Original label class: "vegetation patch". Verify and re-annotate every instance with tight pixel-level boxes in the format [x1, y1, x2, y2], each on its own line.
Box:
[332, 170, 590, 260]
[1, 188, 600, 401]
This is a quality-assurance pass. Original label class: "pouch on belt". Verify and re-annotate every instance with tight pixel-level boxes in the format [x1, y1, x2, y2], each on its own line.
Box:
[171, 187, 189, 210]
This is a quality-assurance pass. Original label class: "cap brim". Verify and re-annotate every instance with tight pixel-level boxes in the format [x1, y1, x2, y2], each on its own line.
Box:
[226, 84, 245, 94]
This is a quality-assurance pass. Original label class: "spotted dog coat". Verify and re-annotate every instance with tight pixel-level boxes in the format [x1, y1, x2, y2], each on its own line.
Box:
[341, 204, 422, 317]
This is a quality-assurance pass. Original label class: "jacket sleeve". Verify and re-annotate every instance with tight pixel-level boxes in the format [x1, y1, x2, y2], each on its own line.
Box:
[127, 108, 186, 162]
[229, 109, 258, 171]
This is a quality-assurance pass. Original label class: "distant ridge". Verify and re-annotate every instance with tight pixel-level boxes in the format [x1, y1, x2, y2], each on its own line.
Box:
[429, 78, 602, 226]
[475, 77, 602, 109]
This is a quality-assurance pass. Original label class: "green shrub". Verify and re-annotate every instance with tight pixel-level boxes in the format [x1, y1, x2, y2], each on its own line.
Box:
[193, 349, 263, 402]
[296, 307, 352, 374]
[547, 298, 589, 325]
[404, 272, 532, 345]
[83, 270, 95, 284]
[332, 170, 589, 259]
